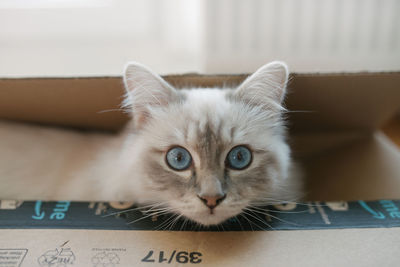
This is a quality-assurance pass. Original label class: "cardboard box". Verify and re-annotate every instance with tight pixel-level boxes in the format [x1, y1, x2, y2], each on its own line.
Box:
[1, 72, 400, 266]
[1, 199, 400, 266]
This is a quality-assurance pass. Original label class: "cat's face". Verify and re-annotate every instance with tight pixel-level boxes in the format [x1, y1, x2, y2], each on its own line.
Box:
[122, 62, 299, 226]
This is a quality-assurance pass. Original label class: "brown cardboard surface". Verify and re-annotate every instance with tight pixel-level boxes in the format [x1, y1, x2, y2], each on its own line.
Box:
[1, 72, 400, 132]
[1, 229, 399, 267]
[383, 116, 400, 147]
[302, 132, 400, 200]
[0, 77, 128, 131]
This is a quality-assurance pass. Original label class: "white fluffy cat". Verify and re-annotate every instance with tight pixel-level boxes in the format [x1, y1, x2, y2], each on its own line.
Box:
[0, 61, 301, 225]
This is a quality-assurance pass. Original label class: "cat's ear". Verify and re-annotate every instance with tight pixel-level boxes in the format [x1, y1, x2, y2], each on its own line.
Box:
[123, 62, 179, 127]
[234, 61, 289, 111]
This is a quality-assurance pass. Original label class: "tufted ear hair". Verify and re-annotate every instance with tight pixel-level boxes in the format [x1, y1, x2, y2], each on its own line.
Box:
[122, 62, 180, 128]
[233, 61, 289, 111]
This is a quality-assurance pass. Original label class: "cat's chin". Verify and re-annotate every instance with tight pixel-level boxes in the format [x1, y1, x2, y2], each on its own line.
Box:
[181, 209, 238, 226]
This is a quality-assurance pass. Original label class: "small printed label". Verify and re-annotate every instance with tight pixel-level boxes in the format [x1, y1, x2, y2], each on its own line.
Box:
[0, 249, 28, 267]
[141, 250, 202, 264]
[38, 247, 75, 266]
[91, 248, 126, 267]
[92, 252, 120, 267]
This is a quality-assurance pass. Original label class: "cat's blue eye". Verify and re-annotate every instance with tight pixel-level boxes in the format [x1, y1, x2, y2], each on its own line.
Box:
[226, 145, 252, 170]
[166, 146, 192, 171]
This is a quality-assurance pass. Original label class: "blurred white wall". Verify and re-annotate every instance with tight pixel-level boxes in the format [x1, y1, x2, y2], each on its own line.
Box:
[204, 0, 400, 73]
[0, 0, 399, 77]
[0, 0, 203, 76]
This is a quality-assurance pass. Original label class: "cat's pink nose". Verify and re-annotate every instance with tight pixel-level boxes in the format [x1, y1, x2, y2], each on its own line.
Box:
[197, 194, 226, 209]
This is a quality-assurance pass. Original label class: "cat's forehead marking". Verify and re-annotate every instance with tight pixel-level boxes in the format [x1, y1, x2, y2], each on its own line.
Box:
[195, 121, 224, 170]
[181, 116, 226, 171]
[178, 88, 234, 170]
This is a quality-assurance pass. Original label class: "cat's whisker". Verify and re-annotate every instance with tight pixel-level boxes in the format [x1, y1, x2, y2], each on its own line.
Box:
[253, 197, 328, 207]
[248, 205, 309, 214]
[239, 213, 262, 231]
[183, 218, 191, 231]
[241, 210, 275, 230]
[126, 209, 173, 225]
[144, 211, 171, 220]
[143, 206, 173, 214]
[179, 217, 188, 231]
[144, 209, 172, 217]
[126, 215, 154, 225]
[161, 216, 175, 231]
[193, 220, 202, 232]
[146, 208, 175, 217]
[153, 216, 174, 231]
[102, 208, 142, 217]
[168, 214, 183, 231]
[262, 213, 300, 227]
[156, 214, 180, 231]
[238, 214, 252, 231]
[284, 110, 315, 114]
[97, 108, 124, 114]
[234, 216, 244, 231]
[191, 221, 198, 231]
[244, 207, 300, 226]
[102, 202, 169, 217]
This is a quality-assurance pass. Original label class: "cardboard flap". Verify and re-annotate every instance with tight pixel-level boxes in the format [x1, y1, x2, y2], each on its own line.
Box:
[0, 77, 128, 131]
[287, 73, 400, 132]
[0, 72, 399, 132]
[302, 132, 400, 201]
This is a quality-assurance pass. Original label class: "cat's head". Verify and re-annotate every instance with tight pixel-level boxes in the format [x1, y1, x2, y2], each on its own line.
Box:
[121, 61, 299, 226]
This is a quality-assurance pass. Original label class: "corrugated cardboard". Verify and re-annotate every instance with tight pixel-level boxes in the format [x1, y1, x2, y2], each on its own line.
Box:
[1, 228, 399, 267]
[1, 199, 400, 266]
[1, 72, 400, 266]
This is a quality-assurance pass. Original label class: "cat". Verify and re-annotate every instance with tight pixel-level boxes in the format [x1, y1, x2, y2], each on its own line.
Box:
[0, 61, 301, 226]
